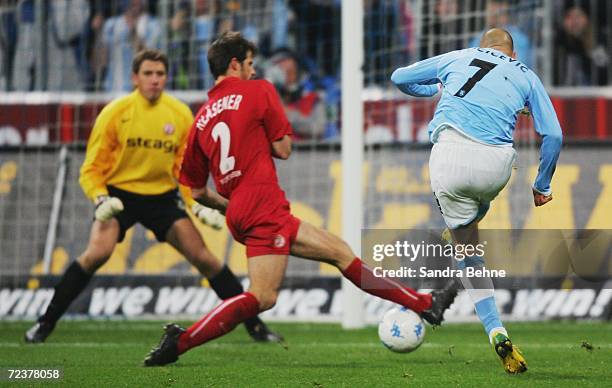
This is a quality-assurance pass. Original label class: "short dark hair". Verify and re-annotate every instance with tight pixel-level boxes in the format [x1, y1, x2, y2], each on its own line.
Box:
[207, 31, 257, 79]
[132, 49, 168, 74]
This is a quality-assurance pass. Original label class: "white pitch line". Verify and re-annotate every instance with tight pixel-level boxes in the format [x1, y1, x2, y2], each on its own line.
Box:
[0, 342, 610, 349]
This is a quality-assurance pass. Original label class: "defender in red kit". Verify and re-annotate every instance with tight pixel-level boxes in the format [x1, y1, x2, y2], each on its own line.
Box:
[181, 59, 298, 258]
[144, 32, 457, 367]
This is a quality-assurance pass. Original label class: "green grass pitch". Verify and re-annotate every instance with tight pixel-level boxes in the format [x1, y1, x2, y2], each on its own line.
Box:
[0, 321, 610, 387]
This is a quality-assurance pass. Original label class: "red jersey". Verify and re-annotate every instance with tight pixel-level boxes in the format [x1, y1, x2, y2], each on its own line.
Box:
[179, 77, 292, 198]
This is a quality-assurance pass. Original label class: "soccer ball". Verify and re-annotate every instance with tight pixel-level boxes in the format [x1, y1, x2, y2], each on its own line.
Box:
[378, 307, 425, 353]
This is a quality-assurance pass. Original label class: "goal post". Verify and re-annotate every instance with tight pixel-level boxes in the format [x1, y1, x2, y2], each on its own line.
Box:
[340, 0, 365, 329]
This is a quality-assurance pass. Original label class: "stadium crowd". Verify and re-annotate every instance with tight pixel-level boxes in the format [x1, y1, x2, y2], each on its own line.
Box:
[0, 0, 609, 140]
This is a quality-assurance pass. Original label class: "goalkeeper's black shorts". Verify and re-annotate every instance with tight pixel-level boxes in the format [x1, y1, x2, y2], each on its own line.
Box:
[105, 185, 188, 242]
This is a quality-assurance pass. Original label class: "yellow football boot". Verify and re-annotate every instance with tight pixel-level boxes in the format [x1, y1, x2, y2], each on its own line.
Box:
[491, 331, 528, 374]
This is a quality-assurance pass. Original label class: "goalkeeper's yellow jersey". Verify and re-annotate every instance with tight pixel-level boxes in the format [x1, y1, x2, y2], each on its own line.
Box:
[79, 90, 196, 205]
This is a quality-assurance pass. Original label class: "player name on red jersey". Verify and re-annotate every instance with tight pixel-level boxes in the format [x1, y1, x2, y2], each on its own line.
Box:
[196, 94, 243, 130]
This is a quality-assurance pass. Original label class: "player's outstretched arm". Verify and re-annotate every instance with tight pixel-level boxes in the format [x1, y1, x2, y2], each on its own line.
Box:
[191, 203, 224, 230]
[391, 54, 444, 97]
[191, 186, 228, 214]
[271, 135, 292, 160]
[391, 77, 440, 97]
[527, 75, 563, 202]
[79, 104, 119, 201]
[189, 187, 227, 230]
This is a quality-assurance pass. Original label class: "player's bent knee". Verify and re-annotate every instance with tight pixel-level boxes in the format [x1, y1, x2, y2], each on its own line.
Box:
[294, 223, 355, 268]
[324, 239, 355, 269]
[78, 252, 110, 273]
[249, 290, 278, 311]
[320, 230, 355, 261]
[259, 297, 277, 312]
[184, 251, 223, 278]
[78, 242, 115, 273]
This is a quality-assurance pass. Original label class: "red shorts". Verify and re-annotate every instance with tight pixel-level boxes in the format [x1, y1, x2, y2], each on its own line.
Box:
[226, 184, 301, 258]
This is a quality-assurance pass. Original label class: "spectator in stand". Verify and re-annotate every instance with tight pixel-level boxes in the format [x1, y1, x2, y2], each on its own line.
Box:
[397, 0, 415, 63]
[290, 0, 339, 78]
[50, 0, 91, 91]
[191, 0, 219, 89]
[364, 0, 405, 85]
[84, 0, 117, 91]
[167, 0, 216, 90]
[169, 0, 288, 90]
[420, 0, 462, 58]
[214, 0, 289, 57]
[553, 3, 609, 86]
[468, 0, 534, 69]
[269, 0, 291, 54]
[168, 1, 192, 89]
[101, 0, 160, 91]
[0, 0, 17, 91]
[13, 0, 90, 91]
[265, 49, 326, 140]
[215, 1, 255, 46]
[12, 0, 35, 90]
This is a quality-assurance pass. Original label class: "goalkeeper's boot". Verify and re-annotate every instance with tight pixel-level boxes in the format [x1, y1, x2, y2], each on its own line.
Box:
[144, 323, 185, 367]
[491, 331, 528, 374]
[421, 280, 458, 326]
[24, 320, 56, 344]
[246, 322, 284, 343]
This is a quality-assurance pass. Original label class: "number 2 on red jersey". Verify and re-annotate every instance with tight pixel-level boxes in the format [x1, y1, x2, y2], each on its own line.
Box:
[211, 122, 235, 174]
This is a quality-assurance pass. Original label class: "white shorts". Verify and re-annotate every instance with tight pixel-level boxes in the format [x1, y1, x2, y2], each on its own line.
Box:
[429, 127, 516, 229]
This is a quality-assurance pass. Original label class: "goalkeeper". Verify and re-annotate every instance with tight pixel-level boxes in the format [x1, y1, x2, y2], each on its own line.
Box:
[25, 49, 281, 344]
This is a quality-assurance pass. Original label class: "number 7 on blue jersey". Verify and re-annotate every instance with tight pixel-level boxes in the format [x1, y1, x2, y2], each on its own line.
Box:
[454, 59, 497, 98]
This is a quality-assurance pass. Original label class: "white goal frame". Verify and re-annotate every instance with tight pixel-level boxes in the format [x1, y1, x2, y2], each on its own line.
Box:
[340, 0, 365, 329]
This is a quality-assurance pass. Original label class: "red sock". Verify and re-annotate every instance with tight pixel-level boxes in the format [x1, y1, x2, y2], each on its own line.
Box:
[342, 258, 432, 313]
[178, 292, 260, 354]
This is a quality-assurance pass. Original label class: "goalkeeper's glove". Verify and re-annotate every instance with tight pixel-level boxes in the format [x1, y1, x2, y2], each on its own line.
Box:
[191, 203, 224, 230]
[94, 196, 124, 221]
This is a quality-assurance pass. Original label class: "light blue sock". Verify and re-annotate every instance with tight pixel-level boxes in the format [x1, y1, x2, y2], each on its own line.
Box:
[456, 255, 504, 338]
[456, 255, 485, 269]
[474, 296, 503, 335]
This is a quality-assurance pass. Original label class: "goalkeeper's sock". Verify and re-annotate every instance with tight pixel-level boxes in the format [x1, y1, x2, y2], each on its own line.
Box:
[342, 258, 432, 313]
[178, 292, 260, 354]
[40, 261, 93, 324]
[457, 256, 504, 338]
[208, 265, 263, 330]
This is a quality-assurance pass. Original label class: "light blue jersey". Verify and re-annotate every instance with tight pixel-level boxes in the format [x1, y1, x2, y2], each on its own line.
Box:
[391, 47, 563, 195]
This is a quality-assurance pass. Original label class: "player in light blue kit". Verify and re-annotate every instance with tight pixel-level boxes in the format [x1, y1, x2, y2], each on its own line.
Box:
[391, 28, 563, 374]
